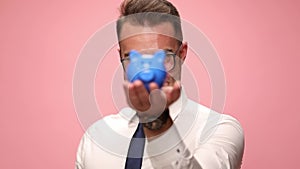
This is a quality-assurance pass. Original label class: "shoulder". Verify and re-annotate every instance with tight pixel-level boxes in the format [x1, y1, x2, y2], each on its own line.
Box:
[86, 107, 134, 133]
[186, 101, 245, 167]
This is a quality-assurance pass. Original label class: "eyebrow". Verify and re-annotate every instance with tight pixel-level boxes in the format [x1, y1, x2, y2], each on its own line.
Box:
[164, 49, 174, 53]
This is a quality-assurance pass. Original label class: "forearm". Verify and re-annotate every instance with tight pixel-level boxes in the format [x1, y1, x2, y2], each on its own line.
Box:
[145, 123, 202, 169]
[145, 115, 244, 169]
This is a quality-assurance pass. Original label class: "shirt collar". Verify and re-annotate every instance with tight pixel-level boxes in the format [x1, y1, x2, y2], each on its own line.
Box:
[120, 86, 188, 127]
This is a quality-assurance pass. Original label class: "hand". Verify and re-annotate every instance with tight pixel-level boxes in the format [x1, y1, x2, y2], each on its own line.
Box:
[123, 80, 181, 121]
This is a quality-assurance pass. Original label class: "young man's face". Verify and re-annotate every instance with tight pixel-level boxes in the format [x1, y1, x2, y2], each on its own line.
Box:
[119, 21, 187, 87]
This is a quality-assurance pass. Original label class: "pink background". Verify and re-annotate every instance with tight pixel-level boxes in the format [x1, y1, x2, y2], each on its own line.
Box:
[1, 0, 299, 168]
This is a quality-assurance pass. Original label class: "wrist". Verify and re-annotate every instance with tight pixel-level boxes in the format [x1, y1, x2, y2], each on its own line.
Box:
[143, 108, 170, 130]
[142, 108, 173, 138]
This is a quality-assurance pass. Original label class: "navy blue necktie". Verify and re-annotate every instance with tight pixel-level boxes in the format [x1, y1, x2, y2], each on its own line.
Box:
[125, 123, 145, 169]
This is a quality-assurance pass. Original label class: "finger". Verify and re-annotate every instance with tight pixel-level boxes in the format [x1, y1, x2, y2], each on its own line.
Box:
[147, 90, 167, 119]
[134, 80, 150, 108]
[149, 82, 167, 113]
[124, 81, 143, 110]
[161, 85, 173, 96]
[149, 82, 162, 105]
[129, 83, 144, 109]
[123, 81, 133, 107]
[149, 82, 159, 91]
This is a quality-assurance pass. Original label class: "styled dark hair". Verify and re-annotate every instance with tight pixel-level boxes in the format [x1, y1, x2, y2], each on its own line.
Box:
[116, 0, 183, 43]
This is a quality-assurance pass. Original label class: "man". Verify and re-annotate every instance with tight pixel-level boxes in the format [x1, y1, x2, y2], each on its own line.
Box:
[75, 0, 244, 168]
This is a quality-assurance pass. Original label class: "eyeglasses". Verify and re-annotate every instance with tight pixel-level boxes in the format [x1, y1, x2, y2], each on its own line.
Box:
[120, 44, 182, 72]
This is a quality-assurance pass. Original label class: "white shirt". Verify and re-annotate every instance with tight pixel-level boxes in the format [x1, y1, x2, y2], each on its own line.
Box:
[75, 89, 244, 169]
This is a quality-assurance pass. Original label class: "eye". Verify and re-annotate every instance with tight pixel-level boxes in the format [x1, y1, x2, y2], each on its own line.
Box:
[165, 54, 172, 61]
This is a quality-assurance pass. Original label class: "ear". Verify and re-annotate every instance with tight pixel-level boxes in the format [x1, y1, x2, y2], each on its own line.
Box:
[118, 48, 121, 60]
[179, 42, 188, 64]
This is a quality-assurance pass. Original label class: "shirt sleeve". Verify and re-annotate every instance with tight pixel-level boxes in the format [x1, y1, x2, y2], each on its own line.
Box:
[75, 134, 86, 169]
[195, 115, 244, 169]
[146, 115, 244, 169]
